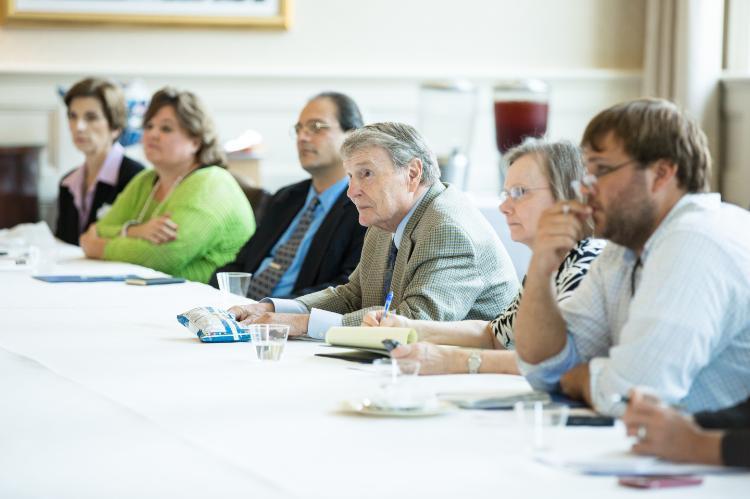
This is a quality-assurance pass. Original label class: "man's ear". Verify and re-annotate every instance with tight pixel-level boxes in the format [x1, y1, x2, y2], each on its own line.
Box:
[406, 157, 423, 192]
[651, 159, 679, 192]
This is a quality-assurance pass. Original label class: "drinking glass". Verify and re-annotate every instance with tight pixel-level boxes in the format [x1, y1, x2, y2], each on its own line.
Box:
[514, 401, 569, 452]
[245, 324, 290, 361]
[371, 358, 435, 409]
[216, 272, 252, 297]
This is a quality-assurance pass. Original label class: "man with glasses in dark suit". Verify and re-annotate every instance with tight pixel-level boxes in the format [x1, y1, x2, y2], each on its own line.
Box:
[210, 92, 366, 298]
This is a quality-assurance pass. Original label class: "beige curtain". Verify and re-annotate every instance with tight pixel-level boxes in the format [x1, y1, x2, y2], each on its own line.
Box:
[642, 0, 724, 190]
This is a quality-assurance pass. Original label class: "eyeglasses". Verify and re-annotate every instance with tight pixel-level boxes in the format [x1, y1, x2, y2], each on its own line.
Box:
[290, 120, 333, 137]
[570, 158, 641, 200]
[499, 185, 550, 204]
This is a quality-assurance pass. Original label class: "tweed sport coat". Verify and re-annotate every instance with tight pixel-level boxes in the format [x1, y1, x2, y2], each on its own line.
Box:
[296, 182, 520, 326]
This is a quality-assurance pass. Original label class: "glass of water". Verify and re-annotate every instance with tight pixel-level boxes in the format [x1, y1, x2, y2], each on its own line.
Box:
[216, 272, 252, 309]
[514, 401, 569, 452]
[370, 358, 436, 410]
[216, 272, 252, 297]
[245, 324, 290, 361]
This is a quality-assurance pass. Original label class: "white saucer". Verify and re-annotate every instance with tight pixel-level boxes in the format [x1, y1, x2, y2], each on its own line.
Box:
[345, 399, 455, 417]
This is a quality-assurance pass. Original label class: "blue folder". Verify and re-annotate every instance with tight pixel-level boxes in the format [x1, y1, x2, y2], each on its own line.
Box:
[33, 274, 140, 283]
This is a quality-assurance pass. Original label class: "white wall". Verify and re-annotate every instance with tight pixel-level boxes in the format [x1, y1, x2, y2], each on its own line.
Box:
[0, 0, 646, 224]
[1, 0, 645, 73]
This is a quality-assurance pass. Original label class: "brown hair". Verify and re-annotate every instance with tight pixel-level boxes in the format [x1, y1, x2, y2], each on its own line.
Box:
[142, 87, 226, 168]
[581, 98, 711, 193]
[64, 77, 126, 140]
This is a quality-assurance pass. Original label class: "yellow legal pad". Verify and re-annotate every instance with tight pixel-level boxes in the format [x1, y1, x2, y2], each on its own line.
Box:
[324, 327, 418, 350]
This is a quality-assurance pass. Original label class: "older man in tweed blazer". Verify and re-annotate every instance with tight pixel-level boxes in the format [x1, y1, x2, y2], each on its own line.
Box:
[232, 122, 519, 338]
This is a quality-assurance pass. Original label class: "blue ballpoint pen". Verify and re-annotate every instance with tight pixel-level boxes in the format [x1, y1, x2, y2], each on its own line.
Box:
[382, 290, 394, 320]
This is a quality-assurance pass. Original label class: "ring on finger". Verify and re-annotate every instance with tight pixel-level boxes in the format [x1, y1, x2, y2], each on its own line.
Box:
[636, 425, 648, 441]
[562, 203, 570, 215]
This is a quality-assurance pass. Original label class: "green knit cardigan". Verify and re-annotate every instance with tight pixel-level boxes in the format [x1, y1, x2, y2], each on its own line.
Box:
[96, 166, 255, 283]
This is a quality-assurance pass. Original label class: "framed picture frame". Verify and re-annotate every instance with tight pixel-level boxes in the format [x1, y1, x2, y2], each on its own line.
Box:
[0, 0, 292, 29]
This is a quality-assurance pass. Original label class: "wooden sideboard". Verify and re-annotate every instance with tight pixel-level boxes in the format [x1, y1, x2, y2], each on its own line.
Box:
[0, 144, 43, 229]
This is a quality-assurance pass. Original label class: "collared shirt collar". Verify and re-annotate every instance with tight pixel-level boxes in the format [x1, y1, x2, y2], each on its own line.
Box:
[625, 192, 721, 265]
[306, 175, 349, 211]
[393, 188, 429, 248]
[60, 143, 125, 213]
[98, 142, 125, 186]
[62, 142, 124, 191]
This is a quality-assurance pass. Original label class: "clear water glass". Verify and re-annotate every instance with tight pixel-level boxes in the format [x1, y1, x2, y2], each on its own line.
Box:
[216, 272, 252, 297]
[371, 358, 435, 409]
[514, 401, 569, 452]
[245, 324, 290, 361]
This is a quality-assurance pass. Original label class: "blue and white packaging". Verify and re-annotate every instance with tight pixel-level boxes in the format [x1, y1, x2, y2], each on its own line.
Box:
[176, 306, 249, 343]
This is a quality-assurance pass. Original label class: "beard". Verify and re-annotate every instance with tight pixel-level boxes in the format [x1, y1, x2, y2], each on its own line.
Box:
[596, 174, 657, 249]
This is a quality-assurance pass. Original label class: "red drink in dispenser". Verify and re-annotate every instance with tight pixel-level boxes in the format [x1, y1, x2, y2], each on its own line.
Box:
[493, 100, 549, 153]
[493, 80, 549, 154]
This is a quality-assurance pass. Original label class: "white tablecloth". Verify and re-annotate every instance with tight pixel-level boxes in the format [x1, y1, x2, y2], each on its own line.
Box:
[1, 244, 747, 498]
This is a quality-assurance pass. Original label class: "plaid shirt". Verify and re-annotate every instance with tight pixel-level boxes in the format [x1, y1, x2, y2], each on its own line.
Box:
[518, 194, 750, 416]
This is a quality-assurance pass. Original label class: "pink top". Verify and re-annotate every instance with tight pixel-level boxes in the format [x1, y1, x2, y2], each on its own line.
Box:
[61, 143, 125, 231]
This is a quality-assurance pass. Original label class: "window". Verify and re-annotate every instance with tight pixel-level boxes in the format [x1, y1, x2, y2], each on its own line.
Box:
[725, 0, 750, 72]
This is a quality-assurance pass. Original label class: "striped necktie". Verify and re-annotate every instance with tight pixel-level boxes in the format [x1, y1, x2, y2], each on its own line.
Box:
[382, 239, 398, 297]
[247, 197, 320, 300]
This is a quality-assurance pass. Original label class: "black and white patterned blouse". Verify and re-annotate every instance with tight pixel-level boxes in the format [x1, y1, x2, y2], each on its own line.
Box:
[490, 238, 606, 349]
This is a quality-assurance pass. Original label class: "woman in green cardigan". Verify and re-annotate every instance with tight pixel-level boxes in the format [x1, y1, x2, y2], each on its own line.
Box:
[80, 87, 255, 283]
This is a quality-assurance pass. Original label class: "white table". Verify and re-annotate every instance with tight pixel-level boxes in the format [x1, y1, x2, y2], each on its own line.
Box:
[1, 246, 747, 498]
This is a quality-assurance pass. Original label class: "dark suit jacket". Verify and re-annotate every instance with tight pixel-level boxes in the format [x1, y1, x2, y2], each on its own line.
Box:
[55, 156, 145, 245]
[210, 178, 366, 298]
[695, 397, 750, 467]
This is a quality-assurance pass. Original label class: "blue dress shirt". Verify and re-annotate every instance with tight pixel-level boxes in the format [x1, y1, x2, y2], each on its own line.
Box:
[255, 176, 349, 298]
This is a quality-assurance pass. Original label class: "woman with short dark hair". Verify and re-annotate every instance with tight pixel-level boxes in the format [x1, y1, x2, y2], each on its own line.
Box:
[80, 87, 255, 283]
[56, 77, 145, 245]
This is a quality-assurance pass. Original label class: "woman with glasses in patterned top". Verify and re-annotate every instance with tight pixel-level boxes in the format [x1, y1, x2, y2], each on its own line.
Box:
[362, 139, 605, 375]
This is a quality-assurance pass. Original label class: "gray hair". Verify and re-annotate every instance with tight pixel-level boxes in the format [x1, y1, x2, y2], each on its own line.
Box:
[504, 138, 584, 201]
[340, 122, 440, 185]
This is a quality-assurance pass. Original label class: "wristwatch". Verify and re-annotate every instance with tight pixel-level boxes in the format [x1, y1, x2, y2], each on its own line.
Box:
[467, 350, 482, 374]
